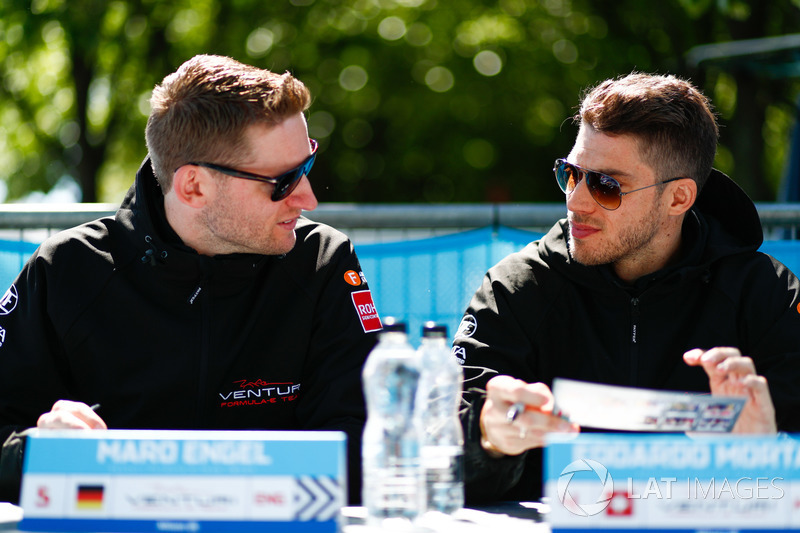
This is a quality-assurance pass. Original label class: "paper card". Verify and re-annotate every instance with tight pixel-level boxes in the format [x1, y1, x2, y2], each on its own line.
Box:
[552, 378, 745, 433]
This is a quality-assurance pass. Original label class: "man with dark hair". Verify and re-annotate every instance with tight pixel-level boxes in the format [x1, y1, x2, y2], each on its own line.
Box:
[455, 73, 800, 502]
[0, 55, 381, 504]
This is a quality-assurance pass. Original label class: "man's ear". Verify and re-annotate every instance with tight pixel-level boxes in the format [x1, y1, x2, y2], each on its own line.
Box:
[171, 165, 211, 208]
[668, 178, 697, 216]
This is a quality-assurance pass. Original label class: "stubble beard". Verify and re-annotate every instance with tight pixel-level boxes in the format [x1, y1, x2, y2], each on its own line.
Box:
[202, 185, 296, 257]
[568, 210, 662, 267]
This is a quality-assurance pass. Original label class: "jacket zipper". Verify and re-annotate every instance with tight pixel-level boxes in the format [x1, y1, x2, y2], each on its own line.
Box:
[195, 276, 211, 426]
[630, 297, 640, 384]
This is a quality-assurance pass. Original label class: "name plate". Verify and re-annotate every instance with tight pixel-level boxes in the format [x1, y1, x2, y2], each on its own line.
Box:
[545, 433, 800, 532]
[19, 429, 346, 533]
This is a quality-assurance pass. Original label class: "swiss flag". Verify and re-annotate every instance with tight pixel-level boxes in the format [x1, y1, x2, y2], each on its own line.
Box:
[606, 491, 633, 516]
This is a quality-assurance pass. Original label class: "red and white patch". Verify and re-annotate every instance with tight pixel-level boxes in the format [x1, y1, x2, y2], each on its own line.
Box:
[351, 290, 382, 333]
[606, 491, 633, 516]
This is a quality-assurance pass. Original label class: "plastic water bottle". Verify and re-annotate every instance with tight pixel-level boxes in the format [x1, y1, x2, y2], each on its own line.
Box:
[417, 322, 464, 514]
[361, 318, 425, 528]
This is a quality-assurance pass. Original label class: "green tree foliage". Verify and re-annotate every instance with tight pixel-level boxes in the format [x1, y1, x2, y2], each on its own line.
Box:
[1, 0, 799, 203]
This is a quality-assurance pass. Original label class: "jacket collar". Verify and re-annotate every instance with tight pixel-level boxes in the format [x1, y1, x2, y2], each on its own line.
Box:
[691, 168, 763, 253]
[114, 156, 271, 280]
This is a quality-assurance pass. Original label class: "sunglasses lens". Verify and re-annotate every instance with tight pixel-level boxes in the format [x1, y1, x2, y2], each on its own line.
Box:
[271, 152, 316, 201]
[554, 159, 623, 210]
[586, 172, 621, 210]
[272, 174, 300, 201]
[555, 160, 578, 193]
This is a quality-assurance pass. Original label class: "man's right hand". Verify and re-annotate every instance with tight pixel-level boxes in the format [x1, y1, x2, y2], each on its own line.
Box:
[479, 375, 578, 457]
[36, 400, 107, 430]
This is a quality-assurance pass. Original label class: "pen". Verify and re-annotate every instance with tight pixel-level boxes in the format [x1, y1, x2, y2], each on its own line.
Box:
[90, 403, 101, 412]
[506, 402, 525, 423]
[506, 401, 570, 423]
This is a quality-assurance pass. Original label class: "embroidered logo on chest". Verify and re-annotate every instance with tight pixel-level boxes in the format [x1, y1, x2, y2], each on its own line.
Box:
[219, 379, 301, 408]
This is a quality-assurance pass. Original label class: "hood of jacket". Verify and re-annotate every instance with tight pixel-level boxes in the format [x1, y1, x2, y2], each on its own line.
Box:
[112, 156, 274, 282]
[538, 169, 763, 291]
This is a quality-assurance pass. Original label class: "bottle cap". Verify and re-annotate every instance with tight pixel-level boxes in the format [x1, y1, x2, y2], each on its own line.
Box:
[381, 316, 408, 333]
[422, 321, 447, 338]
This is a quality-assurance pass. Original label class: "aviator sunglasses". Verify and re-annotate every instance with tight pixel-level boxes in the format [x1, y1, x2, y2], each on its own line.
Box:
[553, 158, 684, 210]
[188, 139, 318, 201]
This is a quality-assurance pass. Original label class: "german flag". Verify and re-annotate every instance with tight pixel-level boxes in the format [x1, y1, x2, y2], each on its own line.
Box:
[76, 484, 104, 510]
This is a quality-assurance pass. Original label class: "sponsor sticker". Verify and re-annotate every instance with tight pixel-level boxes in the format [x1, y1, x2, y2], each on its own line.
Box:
[351, 290, 382, 333]
[451, 346, 466, 364]
[344, 270, 362, 286]
[0, 285, 18, 315]
[455, 314, 477, 339]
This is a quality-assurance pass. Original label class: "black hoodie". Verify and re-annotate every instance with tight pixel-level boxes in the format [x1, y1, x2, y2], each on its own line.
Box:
[0, 158, 380, 504]
[455, 170, 800, 503]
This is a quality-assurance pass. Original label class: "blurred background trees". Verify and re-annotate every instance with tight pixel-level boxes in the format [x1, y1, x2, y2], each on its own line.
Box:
[1, 0, 799, 205]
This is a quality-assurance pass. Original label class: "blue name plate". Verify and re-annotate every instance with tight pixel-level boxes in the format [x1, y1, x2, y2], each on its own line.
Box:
[545, 433, 800, 532]
[19, 429, 346, 533]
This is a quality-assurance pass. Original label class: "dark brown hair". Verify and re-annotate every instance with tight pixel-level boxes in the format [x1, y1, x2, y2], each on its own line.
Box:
[145, 55, 311, 189]
[576, 73, 719, 190]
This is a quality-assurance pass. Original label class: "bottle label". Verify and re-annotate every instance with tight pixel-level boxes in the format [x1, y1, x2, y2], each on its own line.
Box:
[421, 446, 461, 469]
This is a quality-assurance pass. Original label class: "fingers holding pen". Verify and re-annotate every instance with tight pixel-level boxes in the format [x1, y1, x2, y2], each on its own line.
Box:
[37, 400, 107, 430]
[480, 376, 579, 456]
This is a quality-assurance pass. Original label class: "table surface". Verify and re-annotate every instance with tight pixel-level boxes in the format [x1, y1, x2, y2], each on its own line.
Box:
[0, 503, 22, 531]
[2, 501, 550, 533]
[342, 502, 549, 532]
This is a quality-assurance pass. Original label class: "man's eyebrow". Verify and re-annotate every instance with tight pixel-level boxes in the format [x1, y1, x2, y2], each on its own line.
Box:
[592, 166, 632, 179]
[575, 158, 638, 181]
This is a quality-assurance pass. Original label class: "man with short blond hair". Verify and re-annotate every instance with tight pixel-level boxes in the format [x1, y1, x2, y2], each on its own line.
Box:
[0, 55, 380, 504]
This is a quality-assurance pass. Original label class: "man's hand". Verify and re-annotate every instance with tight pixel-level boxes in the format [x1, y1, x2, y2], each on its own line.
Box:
[37, 400, 107, 430]
[479, 375, 579, 457]
[683, 347, 777, 434]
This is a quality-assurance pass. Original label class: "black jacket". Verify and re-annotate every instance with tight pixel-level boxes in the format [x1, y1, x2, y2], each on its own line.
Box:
[455, 170, 800, 503]
[0, 158, 379, 504]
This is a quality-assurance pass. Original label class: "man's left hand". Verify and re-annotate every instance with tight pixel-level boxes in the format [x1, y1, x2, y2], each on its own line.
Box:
[683, 347, 777, 434]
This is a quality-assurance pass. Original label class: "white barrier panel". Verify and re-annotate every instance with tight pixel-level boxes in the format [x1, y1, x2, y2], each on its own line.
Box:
[18, 429, 346, 533]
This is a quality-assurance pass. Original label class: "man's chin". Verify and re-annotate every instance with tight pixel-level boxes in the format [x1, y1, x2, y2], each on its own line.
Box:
[568, 240, 606, 266]
[273, 234, 298, 255]
[254, 233, 297, 257]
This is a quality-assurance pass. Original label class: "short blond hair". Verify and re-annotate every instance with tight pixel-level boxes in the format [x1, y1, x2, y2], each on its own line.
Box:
[145, 54, 311, 190]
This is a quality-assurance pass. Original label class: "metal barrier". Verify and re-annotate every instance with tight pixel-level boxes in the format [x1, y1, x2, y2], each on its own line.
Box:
[1, 203, 798, 326]
[0, 202, 797, 243]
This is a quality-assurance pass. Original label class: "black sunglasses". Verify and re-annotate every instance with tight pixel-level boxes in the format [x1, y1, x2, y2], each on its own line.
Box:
[554, 158, 684, 210]
[188, 139, 318, 201]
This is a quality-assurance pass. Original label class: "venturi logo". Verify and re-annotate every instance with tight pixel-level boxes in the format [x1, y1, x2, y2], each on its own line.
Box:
[557, 459, 614, 516]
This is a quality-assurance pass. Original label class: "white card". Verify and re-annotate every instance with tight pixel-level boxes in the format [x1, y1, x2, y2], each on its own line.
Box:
[552, 378, 745, 432]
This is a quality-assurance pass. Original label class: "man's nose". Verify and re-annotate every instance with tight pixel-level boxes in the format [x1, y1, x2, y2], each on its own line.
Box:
[285, 175, 318, 211]
[566, 175, 596, 214]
